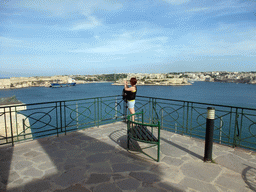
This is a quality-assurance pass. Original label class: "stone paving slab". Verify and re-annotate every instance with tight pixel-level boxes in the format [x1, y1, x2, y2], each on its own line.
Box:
[0, 121, 256, 192]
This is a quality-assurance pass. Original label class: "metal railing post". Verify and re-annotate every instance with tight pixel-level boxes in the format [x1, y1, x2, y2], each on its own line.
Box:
[60, 101, 63, 133]
[157, 121, 161, 162]
[23, 119, 26, 139]
[4, 108, 8, 143]
[238, 109, 244, 147]
[123, 99, 127, 121]
[182, 102, 185, 134]
[64, 101, 67, 135]
[56, 102, 59, 137]
[186, 102, 189, 134]
[97, 98, 100, 128]
[161, 109, 163, 130]
[94, 98, 97, 127]
[204, 107, 215, 162]
[76, 102, 79, 129]
[233, 108, 239, 147]
[189, 103, 194, 136]
[9, 107, 14, 146]
[115, 97, 117, 121]
[228, 107, 233, 145]
[15, 106, 18, 141]
[142, 109, 144, 124]
[219, 117, 223, 144]
[149, 98, 152, 123]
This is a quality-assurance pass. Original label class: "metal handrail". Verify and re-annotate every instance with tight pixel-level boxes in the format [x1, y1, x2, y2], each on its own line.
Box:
[136, 95, 256, 151]
[0, 95, 124, 146]
[1, 95, 256, 152]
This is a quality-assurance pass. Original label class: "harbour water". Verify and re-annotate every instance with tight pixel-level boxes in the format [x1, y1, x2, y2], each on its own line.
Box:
[0, 81, 256, 109]
[1, 81, 256, 150]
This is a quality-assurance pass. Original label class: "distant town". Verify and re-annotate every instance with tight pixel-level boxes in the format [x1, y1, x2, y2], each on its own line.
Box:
[0, 71, 256, 89]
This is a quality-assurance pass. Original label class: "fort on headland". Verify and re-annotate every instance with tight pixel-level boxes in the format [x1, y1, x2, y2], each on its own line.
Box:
[0, 71, 256, 89]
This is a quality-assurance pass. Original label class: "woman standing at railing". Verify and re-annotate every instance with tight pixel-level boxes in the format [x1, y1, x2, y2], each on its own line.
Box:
[124, 77, 137, 122]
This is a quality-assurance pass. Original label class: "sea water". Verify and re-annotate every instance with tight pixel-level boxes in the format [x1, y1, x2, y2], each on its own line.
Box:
[1, 81, 256, 108]
[1, 81, 256, 149]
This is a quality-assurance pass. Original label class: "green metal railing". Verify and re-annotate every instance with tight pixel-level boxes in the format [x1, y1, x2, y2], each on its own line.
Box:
[136, 96, 256, 151]
[0, 95, 125, 146]
[1, 95, 256, 152]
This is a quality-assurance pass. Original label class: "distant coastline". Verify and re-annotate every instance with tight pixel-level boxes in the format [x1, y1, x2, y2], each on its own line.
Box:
[1, 71, 256, 90]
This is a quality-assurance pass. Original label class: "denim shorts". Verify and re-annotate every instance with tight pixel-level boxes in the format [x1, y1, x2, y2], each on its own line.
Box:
[127, 100, 135, 109]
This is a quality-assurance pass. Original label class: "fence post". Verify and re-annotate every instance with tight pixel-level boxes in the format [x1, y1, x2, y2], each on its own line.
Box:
[4, 107, 8, 144]
[64, 101, 67, 135]
[219, 117, 222, 144]
[9, 107, 14, 146]
[76, 102, 78, 129]
[60, 101, 63, 134]
[161, 109, 163, 130]
[56, 102, 59, 137]
[233, 108, 239, 147]
[115, 97, 117, 120]
[186, 102, 189, 134]
[97, 98, 100, 128]
[123, 100, 127, 121]
[23, 119, 25, 139]
[204, 107, 215, 162]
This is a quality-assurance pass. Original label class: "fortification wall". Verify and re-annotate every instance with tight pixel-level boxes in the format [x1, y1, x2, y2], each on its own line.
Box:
[0, 76, 71, 89]
[0, 105, 32, 144]
[0, 79, 11, 89]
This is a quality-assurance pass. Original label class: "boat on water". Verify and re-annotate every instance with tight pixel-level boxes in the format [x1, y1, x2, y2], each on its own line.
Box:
[50, 78, 76, 88]
[50, 82, 76, 88]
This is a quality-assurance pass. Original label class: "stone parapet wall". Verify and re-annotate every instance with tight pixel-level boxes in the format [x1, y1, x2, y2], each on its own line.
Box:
[0, 105, 27, 112]
[0, 105, 32, 144]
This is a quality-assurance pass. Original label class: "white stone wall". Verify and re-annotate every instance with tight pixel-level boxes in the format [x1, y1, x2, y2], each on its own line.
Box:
[0, 79, 11, 89]
[0, 105, 32, 144]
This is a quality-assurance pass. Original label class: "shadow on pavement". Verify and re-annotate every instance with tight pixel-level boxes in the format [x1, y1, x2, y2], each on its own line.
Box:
[109, 128, 141, 152]
[0, 129, 185, 192]
[242, 165, 256, 191]
[161, 137, 203, 160]
[0, 145, 14, 192]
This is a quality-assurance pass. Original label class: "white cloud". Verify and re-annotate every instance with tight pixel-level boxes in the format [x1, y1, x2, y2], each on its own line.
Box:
[4, 0, 123, 32]
[70, 31, 168, 55]
[7, 0, 123, 17]
[167, 0, 252, 18]
[186, 7, 210, 13]
[163, 0, 190, 5]
[0, 36, 31, 49]
[180, 28, 256, 57]
[191, 0, 250, 17]
[70, 16, 102, 30]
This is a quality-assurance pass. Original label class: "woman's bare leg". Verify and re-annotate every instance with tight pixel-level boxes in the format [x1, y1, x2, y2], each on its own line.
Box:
[129, 108, 135, 122]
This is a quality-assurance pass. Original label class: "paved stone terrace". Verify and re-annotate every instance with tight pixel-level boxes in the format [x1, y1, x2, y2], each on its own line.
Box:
[1, 122, 256, 192]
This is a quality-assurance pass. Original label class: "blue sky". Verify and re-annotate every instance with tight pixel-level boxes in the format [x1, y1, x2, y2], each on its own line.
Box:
[1, 0, 256, 77]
